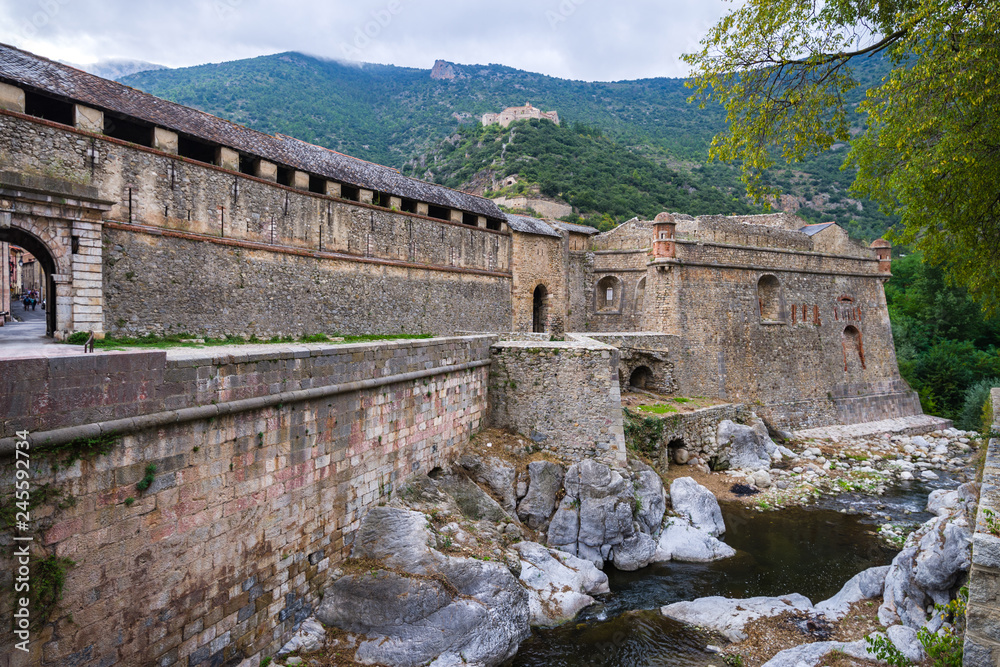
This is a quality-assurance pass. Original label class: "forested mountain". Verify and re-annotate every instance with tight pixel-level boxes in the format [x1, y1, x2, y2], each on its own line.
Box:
[121, 51, 895, 238]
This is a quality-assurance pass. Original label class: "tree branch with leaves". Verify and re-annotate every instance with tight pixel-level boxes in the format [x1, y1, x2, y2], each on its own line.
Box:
[685, 0, 1000, 312]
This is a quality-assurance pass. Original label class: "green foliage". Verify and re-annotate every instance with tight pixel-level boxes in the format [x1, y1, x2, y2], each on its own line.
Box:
[957, 378, 1000, 433]
[886, 254, 1000, 421]
[32, 555, 76, 625]
[917, 590, 967, 667]
[65, 331, 91, 344]
[0, 484, 64, 530]
[685, 0, 1000, 309]
[425, 120, 757, 225]
[635, 404, 679, 414]
[865, 634, 912, 667]
[622, 408, 665, 458]
[981, 509, 1000, 537]
[136, 464, 157, 493]
[46, 433, 119, 470]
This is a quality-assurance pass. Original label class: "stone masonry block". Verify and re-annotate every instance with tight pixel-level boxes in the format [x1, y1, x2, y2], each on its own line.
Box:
[216, 146, 239, 171]
[324, 181, 342, 198]
[153, 127, 179, 154]
[255, 160, 277, 182]
[74, 104, 104, 134]
[0, 81, 25, 112]
[292, 171, 309, 190]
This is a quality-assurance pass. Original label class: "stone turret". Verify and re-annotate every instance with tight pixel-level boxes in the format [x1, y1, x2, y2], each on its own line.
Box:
[871, 238, 891, 274]
[652, 212, 676, 259]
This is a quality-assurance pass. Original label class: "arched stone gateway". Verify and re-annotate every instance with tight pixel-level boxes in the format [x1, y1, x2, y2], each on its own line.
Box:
[0, 172, 111, 338]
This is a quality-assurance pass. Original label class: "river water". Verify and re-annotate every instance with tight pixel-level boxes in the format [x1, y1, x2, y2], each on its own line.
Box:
[506, 474, 965, 667]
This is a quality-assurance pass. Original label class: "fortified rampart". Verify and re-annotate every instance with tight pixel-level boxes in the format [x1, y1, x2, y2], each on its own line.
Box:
[0, 44, 513, 339]
[0, 337, 493, 666]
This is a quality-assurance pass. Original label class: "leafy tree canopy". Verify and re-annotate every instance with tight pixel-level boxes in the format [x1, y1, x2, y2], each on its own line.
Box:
[685, 0, 1000, 311]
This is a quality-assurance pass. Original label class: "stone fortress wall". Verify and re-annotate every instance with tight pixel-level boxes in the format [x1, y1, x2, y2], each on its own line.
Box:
[507, 210, 921, 430]
[0, 44, 515, 339]
[0, 337, 493, 666]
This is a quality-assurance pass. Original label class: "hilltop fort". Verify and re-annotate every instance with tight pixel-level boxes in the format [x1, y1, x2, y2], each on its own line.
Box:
[482, 101, 560, 128]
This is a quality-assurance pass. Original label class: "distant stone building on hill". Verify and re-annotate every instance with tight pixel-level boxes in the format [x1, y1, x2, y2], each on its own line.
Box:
[482, 102, 560, 128]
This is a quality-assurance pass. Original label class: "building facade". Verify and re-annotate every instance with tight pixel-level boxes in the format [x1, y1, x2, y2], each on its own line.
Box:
[482, 102, 560, 128]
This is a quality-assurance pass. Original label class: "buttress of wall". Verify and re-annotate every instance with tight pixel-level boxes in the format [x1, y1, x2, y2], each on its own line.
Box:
[585, 249, 648, 332]
[511, 231, 567, 334]
[665, 243, 909, 428]
[566, 251, 593, 332]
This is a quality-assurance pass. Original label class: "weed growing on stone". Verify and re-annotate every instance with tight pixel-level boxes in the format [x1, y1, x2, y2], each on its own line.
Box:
[46, 433, 119, 470]
[635, 403, 679, 414]
[981, 508, 1000, 537]
[865, 634, 911, 666]
[0, 483, 64, 530]
[31, 555, 76, 627]
[136, 464, 157, 493]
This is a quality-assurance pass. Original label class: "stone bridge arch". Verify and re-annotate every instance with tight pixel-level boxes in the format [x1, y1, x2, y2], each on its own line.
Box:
[0, 172, 111, 338]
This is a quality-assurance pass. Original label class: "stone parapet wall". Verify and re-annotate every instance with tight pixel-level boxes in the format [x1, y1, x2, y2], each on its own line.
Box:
[103, 226, 512, 338]
[487, 336, 626, 466]
[634, 403, 753, 472]
[675, 239, 879, 276]
[965, 388, 1000, 666]
[0, 337, 492, 667]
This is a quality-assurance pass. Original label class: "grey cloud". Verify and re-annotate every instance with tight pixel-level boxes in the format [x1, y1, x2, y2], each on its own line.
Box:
[0, 0, 732, 81]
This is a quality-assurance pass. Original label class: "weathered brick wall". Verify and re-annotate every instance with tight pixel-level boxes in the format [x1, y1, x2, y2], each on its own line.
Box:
[510, 231, 566, 335]
[965, 388, 1000, 667]
[0, 337, 492, 667]
[487, 337, 626, 466]
[0, 112, 513, 337]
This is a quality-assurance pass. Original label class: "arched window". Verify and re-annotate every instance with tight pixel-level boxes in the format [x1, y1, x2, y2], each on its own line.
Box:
[757, 275, 783, 323]
[842, 325, 866, 371]
[596, 276, 623, 313]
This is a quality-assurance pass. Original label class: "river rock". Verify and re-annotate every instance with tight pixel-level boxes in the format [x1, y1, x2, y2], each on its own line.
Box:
[670, 477, 726, 537]
[517, 461, 564, 530]
[661, 593, 814, 641]
[435, 468, 515, 524]
[814, 565, 890, 620]
[610, 530, 659, 571]
[277, 617, 326, 655]
[761, 638, 875, 667]
[926, 489, 960, 516]
[887, 624, 926, 663]
[316, 507, 529, 667]
[460, 454, 518, 515]
[632, 466, 667, 536]
[879, 483, 978, 628]
[512, 541, 609, 626]
[717, 420, 771, 471]
[654, 519, 736, 562]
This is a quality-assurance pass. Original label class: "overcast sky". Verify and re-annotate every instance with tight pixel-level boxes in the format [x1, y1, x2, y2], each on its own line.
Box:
[0, 0, 735, 81]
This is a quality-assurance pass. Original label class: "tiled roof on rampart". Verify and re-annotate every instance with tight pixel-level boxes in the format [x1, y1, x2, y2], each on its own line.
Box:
[0, 43, 502, 220]
[504, 214, 562, 238]
[551, 220, 599, 235]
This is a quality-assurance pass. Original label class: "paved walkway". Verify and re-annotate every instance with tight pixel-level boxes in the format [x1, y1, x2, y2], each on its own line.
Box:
[0, 303, 77, 359]
[794, 413, 954, 440]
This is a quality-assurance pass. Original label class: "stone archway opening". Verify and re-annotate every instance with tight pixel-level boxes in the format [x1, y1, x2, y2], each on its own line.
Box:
[1, 226, 58, 337]
[629, 365, 654, 390]
[668, 438, 690, 465]
[532, 284, 548, 333]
